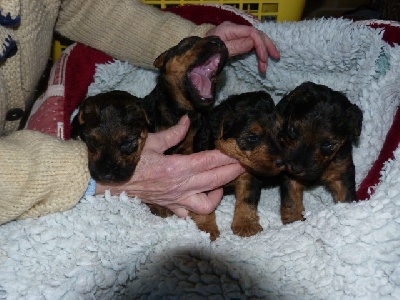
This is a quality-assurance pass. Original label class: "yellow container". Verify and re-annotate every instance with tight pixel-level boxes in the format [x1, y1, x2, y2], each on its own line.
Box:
[52, 39, 70, 64]
[142, 0, 306, 21]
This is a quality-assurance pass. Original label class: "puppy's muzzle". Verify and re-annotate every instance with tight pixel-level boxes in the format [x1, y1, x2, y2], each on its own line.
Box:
[90, 158, 136, 183]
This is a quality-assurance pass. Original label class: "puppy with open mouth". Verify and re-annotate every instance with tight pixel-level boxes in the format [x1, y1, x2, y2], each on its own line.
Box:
[141, 35, 229, 239]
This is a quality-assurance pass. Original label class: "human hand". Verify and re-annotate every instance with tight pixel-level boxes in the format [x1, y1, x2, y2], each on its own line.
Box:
[96, 115, 245, 217]
[206, 21, 280, 73]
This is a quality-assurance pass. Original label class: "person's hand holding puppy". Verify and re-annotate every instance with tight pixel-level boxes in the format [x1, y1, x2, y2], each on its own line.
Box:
[96, 115, 245, 217]
[206, 21, 280, 74]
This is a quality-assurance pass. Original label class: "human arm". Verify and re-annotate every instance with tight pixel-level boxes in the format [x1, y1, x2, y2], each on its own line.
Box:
[0, 130, 90, 225]
[0, 122, 243, 225]
[96, 116, 245, 217]
[56, 0, 214, 69]
[56, 0, 279, 72]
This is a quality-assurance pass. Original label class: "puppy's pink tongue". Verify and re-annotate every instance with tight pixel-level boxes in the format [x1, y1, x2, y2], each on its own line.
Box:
[190, 73, 212, 99]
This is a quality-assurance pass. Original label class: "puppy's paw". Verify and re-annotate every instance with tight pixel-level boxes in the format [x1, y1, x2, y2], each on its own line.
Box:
[189, 212, 220, 241]
[207, 227, 221, 241]
[231, 219, 263, 237]
[194, 222, 220, 241]
[281, 205, 305, 224]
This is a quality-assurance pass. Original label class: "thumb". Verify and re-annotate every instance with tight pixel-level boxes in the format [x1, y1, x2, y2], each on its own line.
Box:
[148, 115, 190, 152]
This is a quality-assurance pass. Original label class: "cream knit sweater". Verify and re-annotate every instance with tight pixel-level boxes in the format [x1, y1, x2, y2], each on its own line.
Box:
[0, 130, 90, 224]
[0, 0, 214, 224]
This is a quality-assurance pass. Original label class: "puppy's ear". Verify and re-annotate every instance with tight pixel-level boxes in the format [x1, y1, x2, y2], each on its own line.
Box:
[346, 104, 363, 140]
[79, 99, 101, 130]
[255, 91, 275, 114]
[221, 114, 246, 140]
[70, 110, 83, 139]
[141, 108, 151, 126]
[71, 99, 92, 139]
[276, 92, 291, 116]
[209, 107, 225, 140]
[154, 50, 169, 69]
[82, 99, 100, 117]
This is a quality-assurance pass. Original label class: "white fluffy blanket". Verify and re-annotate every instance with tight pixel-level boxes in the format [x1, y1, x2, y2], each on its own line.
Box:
[1, 19, 400, 299]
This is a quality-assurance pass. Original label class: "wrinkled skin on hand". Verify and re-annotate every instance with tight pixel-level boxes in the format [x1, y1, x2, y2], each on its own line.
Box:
[96, 115, 245, 217]
[206, 21, 280, 73]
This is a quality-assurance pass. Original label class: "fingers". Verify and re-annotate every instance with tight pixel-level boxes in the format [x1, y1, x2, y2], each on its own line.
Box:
[171, 149, 241, 176]
[250, 29, 280, 74]
[149, 186, 225, 218]
[170, 206, 189, 218]
[263, 34, 280, 60]
[206, 21, 280, 74]
[228, 35, 268, 73]
[146, 115, 190, 152]
[173, 188, 224, 216]
[184, 163, 245, 193]
[205, 188, 224, 211]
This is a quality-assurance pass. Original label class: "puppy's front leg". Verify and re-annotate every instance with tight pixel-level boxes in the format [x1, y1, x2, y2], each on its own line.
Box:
[189, 212, 220, 241]
[323, 158, 356, 203]
[280, 175, 306, 224]
[231, 172, 263, 237]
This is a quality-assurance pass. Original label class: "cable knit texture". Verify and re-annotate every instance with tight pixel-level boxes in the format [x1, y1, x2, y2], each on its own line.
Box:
[0, 0, 213, 136]
[0, 130, 90, 224]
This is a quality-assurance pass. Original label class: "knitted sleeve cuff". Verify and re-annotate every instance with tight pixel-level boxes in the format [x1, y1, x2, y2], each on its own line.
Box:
[0, 130, 90, 224]
[85, 178, 97, 196]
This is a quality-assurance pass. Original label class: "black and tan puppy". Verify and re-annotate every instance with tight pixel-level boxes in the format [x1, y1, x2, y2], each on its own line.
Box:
[209, 91, 284, 238]
[141, 36, 229, 240]
[71, 90, 149, 183]
[142, 35, 229, 154]
[277, 81, 363, 224]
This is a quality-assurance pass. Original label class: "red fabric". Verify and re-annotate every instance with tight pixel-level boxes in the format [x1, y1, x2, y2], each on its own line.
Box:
[355, 22, 400, 200]
[26, 50, 71, 138]
[368, 22, 400, 46]
[357, 107, 400, 200]
[63, 43, 113, 139]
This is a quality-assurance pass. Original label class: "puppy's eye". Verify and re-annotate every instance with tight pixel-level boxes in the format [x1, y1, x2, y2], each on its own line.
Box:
[120, 139, 139, 154]
[84, 136, 101, 150]
[320, 141, 337, 156]
[286, 125, 298, 140]
[246, 134, 260, 144]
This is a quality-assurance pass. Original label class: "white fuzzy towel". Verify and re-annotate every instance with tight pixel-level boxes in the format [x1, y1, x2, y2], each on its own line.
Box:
[1, 18, 400, 299]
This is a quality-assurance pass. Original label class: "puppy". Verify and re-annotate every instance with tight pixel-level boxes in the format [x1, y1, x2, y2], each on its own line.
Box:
[209, 91, 284, 237]
[276, 81, 363, 224]
[71, 90, 149, 183]
[141, 36, 229, 240]
[142, 35, 229, 154]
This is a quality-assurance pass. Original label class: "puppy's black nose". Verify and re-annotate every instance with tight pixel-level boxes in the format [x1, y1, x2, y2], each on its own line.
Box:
[99, 174, 114, 182]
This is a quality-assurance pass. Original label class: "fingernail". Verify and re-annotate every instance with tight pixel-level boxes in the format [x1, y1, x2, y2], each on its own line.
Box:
[178, 115, 189, 126]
